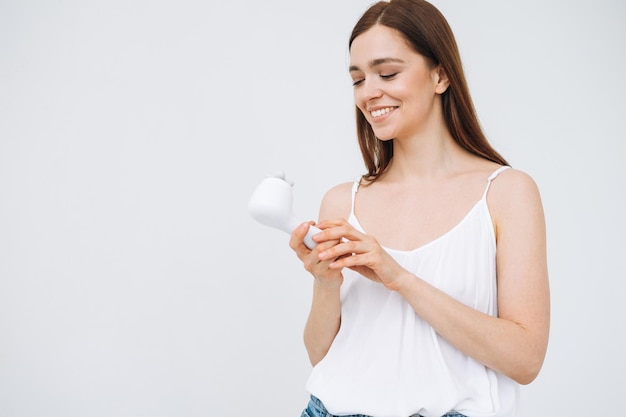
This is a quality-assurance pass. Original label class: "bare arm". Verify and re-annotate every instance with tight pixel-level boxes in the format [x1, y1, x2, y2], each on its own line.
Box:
[302, 277, 341, 366]
[401, 170, 549, 383]
[289, 183, 352, 366]
[316, 170, 550, 383]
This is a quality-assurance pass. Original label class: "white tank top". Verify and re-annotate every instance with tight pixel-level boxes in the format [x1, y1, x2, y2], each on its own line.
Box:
[305, 166, 517, 417]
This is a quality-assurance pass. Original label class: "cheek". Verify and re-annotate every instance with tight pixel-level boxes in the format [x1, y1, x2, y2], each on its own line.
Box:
[390, 82, 418, 101]
[353, 90, 366, 109]
[353, 97, 369, 118]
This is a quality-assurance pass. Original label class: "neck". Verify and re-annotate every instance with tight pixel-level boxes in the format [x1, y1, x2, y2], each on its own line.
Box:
[383, 125, 465, 181]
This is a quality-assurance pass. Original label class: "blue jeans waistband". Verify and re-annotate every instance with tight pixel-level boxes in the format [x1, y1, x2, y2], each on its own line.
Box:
[303, 395, 467, 417]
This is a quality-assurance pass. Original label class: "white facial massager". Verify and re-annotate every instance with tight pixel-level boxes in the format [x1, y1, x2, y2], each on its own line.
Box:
[248, 172, 321, 249]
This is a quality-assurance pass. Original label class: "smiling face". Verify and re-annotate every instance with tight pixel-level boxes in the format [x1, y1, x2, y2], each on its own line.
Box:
[349, 24, 449, 142]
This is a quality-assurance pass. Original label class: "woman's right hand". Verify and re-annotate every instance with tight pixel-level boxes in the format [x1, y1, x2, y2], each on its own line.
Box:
[289, 221, 343, 288]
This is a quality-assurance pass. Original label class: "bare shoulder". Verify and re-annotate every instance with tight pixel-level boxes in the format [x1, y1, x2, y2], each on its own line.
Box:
[489, 168, 542, 205]
[488, 167, 545, 232]
[318, 181, 355, 222]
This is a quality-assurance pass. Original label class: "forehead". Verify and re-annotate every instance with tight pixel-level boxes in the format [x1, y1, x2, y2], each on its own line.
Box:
[349, 25, 415, 66]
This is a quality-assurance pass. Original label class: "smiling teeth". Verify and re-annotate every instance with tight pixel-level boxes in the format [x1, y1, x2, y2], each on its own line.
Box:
[371, 107, 395, 117]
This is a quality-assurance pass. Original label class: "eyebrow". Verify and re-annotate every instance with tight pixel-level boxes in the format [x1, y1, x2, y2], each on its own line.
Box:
[349, 57, 406, 72]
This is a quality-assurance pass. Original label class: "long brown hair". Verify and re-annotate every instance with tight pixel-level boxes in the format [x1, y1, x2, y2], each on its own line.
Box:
[349, 0, 508, 181]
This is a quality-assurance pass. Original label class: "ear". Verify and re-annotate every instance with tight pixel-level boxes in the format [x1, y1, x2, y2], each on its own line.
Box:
[433, 65, 450, 94]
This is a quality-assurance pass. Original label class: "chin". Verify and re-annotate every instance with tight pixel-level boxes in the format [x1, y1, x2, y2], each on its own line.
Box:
[373, 133, 395, 142]
[371, 127, 393, 141]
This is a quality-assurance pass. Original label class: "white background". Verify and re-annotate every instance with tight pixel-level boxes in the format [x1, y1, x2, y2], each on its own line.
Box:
[1, 0, 625, 415]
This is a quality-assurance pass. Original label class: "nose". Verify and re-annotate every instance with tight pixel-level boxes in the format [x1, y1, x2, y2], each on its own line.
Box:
[359, 78, 383, 101]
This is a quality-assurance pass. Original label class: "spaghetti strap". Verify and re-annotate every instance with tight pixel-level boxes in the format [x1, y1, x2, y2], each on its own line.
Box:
[488, 165, 510, 181]
[350, 179, 360, 218]
[482, 166, 510, 199]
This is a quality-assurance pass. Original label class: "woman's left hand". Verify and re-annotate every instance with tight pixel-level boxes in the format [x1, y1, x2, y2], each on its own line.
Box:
[313, 218, 409, 291]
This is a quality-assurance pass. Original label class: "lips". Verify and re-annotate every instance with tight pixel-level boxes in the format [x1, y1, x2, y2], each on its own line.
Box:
[369, 106, 397, 118]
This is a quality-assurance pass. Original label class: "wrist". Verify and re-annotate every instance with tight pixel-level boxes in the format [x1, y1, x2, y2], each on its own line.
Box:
[313, 276, 343, 291]
[390, 270, 417, 293]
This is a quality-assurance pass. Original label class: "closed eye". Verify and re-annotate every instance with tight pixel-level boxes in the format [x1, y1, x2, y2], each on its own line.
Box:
[351, 72, 398, 87]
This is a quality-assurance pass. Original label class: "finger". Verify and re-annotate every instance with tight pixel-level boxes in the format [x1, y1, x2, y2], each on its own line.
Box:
[328, 251, 378, 272]
[289, 222, 314, 252]
[317, 240, 360, 262]
[329, 252, 365, 268]
[315, 218, 348, 229]
[315, 238, 341, 252]
[313, 223, 364, 245]
[312, 224, 351, 245]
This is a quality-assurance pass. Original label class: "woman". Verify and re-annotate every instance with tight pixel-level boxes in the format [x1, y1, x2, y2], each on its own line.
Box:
[290, 1, 550, 416]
